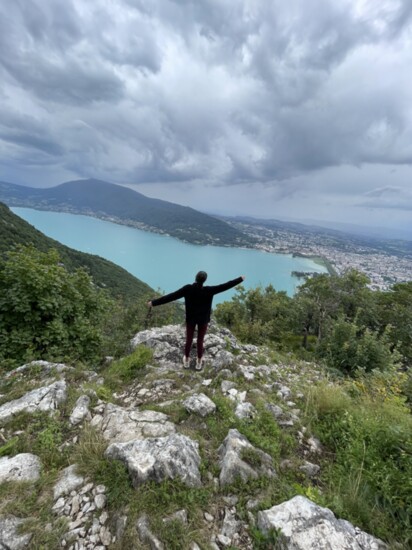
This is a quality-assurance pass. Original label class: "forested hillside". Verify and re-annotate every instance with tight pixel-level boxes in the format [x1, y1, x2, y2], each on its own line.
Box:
[0, 202, 151, 302]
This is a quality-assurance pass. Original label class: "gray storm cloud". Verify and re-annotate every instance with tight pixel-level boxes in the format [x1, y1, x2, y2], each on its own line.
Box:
[0, 0, 411, 229]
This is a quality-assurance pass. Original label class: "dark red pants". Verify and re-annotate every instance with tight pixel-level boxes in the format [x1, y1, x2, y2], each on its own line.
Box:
[185, 323, 208, 359]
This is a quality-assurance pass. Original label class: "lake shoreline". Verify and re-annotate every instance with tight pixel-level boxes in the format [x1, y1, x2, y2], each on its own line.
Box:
[11, 205, 332, 274]
[11, 207, 329, 300]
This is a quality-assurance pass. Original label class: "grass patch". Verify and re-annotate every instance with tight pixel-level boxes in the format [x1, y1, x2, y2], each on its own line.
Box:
[240, 447, 263, 468]
[71, 426, 133, 509]
[102, 346, 153, 389]
[3, 411, 70, 471]
[305, 382, 412, 547]
[0, 473, 68, 548]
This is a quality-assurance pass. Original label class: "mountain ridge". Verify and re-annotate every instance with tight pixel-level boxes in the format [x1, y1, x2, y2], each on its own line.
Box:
[0, 179, 254, 247]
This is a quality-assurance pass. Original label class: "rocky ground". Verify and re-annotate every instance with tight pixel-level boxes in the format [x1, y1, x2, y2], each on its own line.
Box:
[0, 323, 388, 549]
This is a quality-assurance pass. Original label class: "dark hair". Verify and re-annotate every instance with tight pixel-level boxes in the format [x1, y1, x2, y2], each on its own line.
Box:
[195, 271, 207, 285]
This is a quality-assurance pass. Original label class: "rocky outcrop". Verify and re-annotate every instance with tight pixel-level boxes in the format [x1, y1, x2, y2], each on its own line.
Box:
[4, 360, 71, 379]
[91, 403, 176, 444]
[0, 325, 394, 549]
[105, 433, 202, 488]
[0, 381, 67, 424]
[218, 429, 276, 486]
[130, 323, 256, 370]
[257, 496, 388, 549]
[0, 453, 41, 483]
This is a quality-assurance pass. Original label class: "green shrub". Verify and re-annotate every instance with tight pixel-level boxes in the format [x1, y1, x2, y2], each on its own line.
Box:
[0, 245, 113, 367]
[320, 317, 400, 375]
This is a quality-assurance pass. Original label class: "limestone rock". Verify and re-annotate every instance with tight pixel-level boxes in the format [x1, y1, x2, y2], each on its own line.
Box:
[257, 495, 388, 550]
[131, 325, 186, 365]
[299, 460, 321, 478]
[0, 453, 41, 483]
[54, 465, 85, 500]
[93, 403, 176, 444]
[234, 402, 256, 420]
[69, 395, 91, 426]
[307, 435, 323, 455]
[5, 360, 71, 379]
[0, 381, 67, 424]
[183, 393, 216, 417]
[213, 350, 234, 370]
[220, 507, 240, 539]
[0, 515, 32, 549]
[105, 433, 202, 488]
[131, 324, 239, 370]
[218, 429, 276, 486]
[136, 514, 164, 550]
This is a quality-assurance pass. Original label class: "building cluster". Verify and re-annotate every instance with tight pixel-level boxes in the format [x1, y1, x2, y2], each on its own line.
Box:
[235, 222, 412, 291]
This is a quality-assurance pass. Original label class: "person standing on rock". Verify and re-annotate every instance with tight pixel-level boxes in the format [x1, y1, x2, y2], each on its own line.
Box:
[147, 272, 245, 370]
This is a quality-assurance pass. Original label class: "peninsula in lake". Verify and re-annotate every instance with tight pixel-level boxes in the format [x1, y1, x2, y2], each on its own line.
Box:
[0, 179, 254, 248]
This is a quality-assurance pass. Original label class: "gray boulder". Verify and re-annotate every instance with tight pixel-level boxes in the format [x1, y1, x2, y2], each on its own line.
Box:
[0, 516, 32, 549]
[183, 393, 216, 417]
[53, 465, 85, 500]
[91, 403, 176, 444]
[0, 453, 41, 483]
[0, 381, 67, 424]
[218, 429, 276, 486]
[234, 402, 256, 420]
[131, 325, 185, 365]
[299, 460, 321, 478]
[257, 495, 387, 549]
[105, 433, 202, 488]
[69, 395, 91, 426]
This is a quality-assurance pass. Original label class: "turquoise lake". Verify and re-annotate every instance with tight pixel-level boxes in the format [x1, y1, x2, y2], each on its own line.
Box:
[12, 208, 327, 304]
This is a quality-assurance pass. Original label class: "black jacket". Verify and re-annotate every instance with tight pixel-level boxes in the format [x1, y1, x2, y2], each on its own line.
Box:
[152, 277, 243, 325]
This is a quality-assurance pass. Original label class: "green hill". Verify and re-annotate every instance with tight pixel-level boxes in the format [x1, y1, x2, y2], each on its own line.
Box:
[0, 202, 152, 301]
[0, 179, 255, 247]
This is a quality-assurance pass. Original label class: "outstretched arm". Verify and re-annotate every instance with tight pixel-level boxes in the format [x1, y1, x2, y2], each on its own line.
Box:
[210, 276, 245, 296]
[148, 286, 188, 307]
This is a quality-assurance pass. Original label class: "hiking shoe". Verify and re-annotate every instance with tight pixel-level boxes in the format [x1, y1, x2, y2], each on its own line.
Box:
[183, 356, 190, 369]
[195, 357, 204, 371]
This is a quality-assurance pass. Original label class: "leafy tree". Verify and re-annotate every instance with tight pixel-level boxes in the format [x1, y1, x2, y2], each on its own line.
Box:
[215, 284, 292, 345]
[319, 316, 400, 375]
[294, 270, 375, 342]
[375, 282, 412, 367]
[0, 245, 113, 367]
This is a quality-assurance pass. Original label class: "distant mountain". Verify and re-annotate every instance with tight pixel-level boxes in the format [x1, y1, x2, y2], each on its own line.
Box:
[0, 179, 253, 247]
[0, 202, 152, 301]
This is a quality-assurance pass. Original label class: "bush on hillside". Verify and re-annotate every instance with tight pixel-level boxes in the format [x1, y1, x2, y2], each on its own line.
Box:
[215, 284, 292, 345]
[319, 317, 400, 375]
[0, 245, 113, 367]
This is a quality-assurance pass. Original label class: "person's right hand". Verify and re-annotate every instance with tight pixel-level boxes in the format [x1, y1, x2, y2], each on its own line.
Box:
[147, 301, 152, 308]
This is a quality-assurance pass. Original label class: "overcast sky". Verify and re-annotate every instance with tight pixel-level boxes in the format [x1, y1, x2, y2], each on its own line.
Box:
[1, 0, 411, 236]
